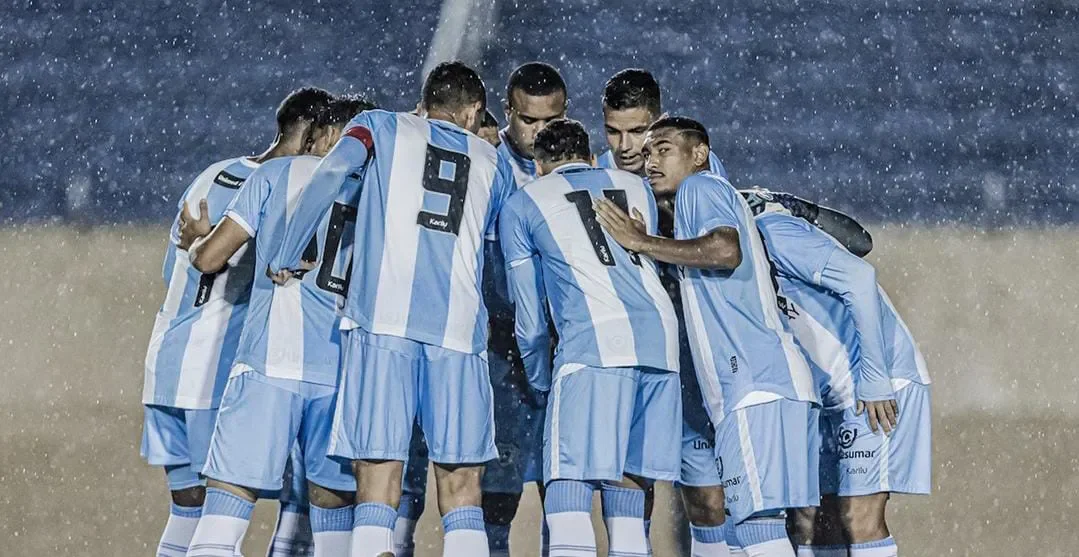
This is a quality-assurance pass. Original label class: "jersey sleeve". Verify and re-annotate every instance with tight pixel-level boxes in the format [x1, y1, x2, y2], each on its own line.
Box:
[674, 174, 742, 240]
[269, 113, 376, 274]
[499, 195, 552, 392]
[223, 166, 272, 237]
[486, 153, 519, 240]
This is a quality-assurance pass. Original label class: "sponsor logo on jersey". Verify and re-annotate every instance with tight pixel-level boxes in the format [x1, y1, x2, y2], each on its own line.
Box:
[213, 170, 246, 189]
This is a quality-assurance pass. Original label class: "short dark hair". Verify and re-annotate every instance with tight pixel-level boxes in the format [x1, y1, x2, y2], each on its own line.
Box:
[506, 62, 567, 106]
[648, 116, 710, 147]
[422, 61, 487, 112]
[602, 69, 661, 116]
[324, 94, 376, 127]
[277, 87, 335, 134]
[481, 109, 499, 129]
[533, 119, 591, 163]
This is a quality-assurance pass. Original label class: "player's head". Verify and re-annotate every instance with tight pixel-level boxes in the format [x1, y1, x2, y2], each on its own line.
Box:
[533, 119, 591, 176]
[276, 87, 337, 155]
[421, 61, 488, 134]
[478, 109, 501, 147]
[503, 62, 568, 159]
[643, 116, 710, 197]
[309, 95, 376, 157]
[602, 69, 662, 175]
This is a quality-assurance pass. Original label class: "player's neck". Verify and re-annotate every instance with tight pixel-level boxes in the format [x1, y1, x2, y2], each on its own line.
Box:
[252, 134, 306, 163]
[503, 131, 533, 161]
[424, 109, 467, 131]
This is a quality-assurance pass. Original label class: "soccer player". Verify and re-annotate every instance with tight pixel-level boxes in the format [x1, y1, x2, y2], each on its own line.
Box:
[139, 87, 335, 557]
[599, 67, 729, 554]
[478, 109, 502, 147]
[175, 96, 371, 557]
[744, 194, 928, 557]
[499, 62, 568, 184]
[594, 117, 820, 557]
[268, 61, 516, 557]
[598, 68, 726, 178]
[500, 119, 683, 557]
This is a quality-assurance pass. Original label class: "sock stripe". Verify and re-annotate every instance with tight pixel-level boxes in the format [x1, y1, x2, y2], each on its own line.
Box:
[600, 484, 645, 518]
[851, 536, 897, 549]
[169, 503, 203, 519]
[354, 502, 397, 530]
[690, 524, 728, 544]
[545, 480, 595, 514]
[311, 505, 353, 533]
[158, 541, 189, 552]
[735, 518, 787, 547]
[442, 506, 485, 532]
[203, 488, 255, 520]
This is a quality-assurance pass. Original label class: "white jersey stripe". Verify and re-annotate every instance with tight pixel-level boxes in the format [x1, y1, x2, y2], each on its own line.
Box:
[737, 410, 765, 510]
[786, 301, 856, 411]
[681, 278, 725, 423]
[141, 259, 191, 402]
[369, 115, 427, 336]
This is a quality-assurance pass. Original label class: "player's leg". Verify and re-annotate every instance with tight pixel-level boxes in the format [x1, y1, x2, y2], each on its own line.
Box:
[420, 344, 499, 557]
[833, 383, 932, 557]
[141, 405, 210, 557]
[600, 476, 651, 557]
[519, 394, 549, 556]
[717, 399, 821, 557]
[544, 365, 639, 555]
[482, 354, 528, 557]
[192, 371, 303, 556]
[790, 412, 845, 557]
[267, 446, 314, 557]
[678, 420, 730, 557]
[395, 421, 429, 557]
[617, 369, 683, 557]
[300, 382, 358, 557]
[327, 330, 418, 557]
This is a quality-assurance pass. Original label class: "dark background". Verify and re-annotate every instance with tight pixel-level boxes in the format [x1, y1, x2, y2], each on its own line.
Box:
[4, 0, 1076, 224]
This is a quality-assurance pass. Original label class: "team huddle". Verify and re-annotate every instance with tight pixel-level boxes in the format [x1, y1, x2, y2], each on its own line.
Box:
[141, 61, 931, 557]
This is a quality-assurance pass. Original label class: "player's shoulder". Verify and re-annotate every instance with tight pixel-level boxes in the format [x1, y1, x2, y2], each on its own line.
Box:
[603, 167, 648, 190]
[677, 171, 735, 202]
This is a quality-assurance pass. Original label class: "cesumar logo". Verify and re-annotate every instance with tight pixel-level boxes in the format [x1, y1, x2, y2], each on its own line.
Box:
[837, 425, 858, 449]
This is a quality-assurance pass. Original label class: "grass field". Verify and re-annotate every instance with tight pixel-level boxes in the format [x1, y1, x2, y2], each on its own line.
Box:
[2, 224, 1077, 555]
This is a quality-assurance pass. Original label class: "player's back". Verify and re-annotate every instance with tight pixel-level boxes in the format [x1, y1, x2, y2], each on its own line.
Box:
[230, 156, 352, 385]
[339, 110, 514, 354]
[506, 163, 679, 373]
[674, 173, 817, 423]
[143, 156, 260, 410]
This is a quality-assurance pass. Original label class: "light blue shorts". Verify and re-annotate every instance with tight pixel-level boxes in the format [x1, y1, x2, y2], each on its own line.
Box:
[820, 383, 932, 497]
[678, 418, 722, 487]
[715, 398, 821, 523]
[141, 405, 218, 491]
[329, 330, 498, 465]
[202, 371, 355, 493]
[544, 366, 682, 484]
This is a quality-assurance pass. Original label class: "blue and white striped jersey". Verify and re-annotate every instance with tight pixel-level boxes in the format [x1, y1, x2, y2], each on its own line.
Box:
[755, 211, 893, 410]
[879, 287, 932, 389]
[501, 163, 680, 391]
[497, 129, 538, 186]
[142, 156, 260, 409]
[226, 155, 353, 386]
[270, 110, 516, 354]
[674, 172, 817, 425]
[597, 149, 728, 179]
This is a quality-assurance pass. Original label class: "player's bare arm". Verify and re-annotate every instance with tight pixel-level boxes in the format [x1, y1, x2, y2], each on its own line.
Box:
[858, 398, 899, 435]
[594, 198, 741, 270]
[176, 198, 212, 250]
[188, 216, 250, 274]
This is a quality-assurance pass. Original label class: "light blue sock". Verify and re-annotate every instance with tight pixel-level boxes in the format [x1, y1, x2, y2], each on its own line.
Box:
[546, 480, 597, 556]
[188, 488, 255, 557]
[443, 506, 488, 554]
[351, 503, 396, 556]
[850, 536, 898, 556]
[600, 485, 648, 557]
[309, 504, 351, 555]
[394, 493, 424, 557]
[735, 517, 788, 548]
[691, 523, 727, 544]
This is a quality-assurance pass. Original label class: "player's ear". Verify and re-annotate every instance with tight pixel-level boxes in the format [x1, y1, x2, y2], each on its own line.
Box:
[692, 142, 710, 168]
[503, 98, 512, 122]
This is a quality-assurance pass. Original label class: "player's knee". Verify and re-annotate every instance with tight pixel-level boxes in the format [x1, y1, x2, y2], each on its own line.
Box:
[433, 463, 483, 512]
[170, 485, 206, 507]
[482, 492, 522, 526]
[839, 493, 889, 542]
[680, 485, 726, 527]
[354, 459, 404, 507]
[205, 478, 258, 502]
[787, 506, 818, 545]
[307, 482, 354, 509]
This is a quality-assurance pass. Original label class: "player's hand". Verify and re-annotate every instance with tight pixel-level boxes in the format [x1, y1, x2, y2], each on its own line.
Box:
[267, 260, 317, 286]
[856, 398, 899, 434]
[594, 198, 648, 252]
[178, 199, 212, 250]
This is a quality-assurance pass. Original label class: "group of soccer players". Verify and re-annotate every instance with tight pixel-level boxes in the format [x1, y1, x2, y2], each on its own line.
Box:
[140, 59, 931, 557]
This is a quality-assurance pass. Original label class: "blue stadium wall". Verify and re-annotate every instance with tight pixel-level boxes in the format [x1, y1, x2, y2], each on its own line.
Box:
[4, 0, 1075, 224]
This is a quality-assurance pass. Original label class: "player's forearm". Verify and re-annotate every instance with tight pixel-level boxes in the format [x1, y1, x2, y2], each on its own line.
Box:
[519, 335, 553, 392]
[635, 228, 741, 270]
[270, 144, 366, 272]
[189, 235, 227, 274]
[821, 251, 894, 400]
